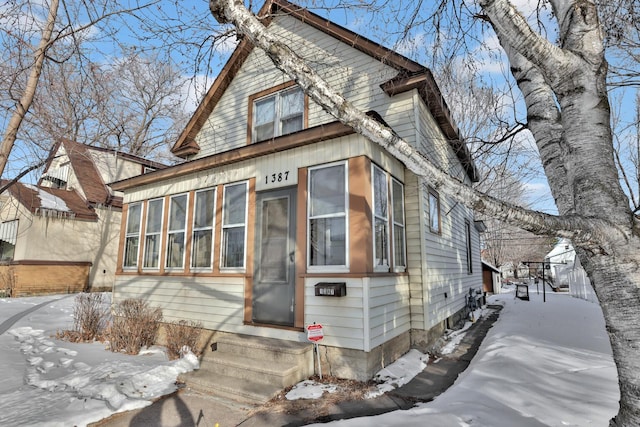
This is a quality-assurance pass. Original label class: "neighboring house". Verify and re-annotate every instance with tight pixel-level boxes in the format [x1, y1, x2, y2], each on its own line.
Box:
[499, 261, 529, 281]
[0, 139, 165, 296]
[112, 0, 483, 386]
[544, 238, 575, 289]
[543, 238, 594, 298]
[568, 255, 597, 303]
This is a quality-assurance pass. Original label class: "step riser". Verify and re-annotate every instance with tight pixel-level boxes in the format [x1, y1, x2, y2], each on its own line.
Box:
[198, 361, 301, 388]
[182, 334, 314, 405]
[181, 374, 276, 405]
[211, 341, 313, 365]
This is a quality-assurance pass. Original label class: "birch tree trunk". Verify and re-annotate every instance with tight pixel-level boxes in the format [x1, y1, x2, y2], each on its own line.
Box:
[209, 0, 640, 424]
[0, 0, 59, 178]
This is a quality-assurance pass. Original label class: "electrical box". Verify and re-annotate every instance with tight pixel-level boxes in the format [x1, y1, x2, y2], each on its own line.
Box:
[314, 282, 347, 297]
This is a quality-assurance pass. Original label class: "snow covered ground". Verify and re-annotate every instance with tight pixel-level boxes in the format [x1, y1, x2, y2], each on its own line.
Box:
[0, 285, 620, 426]
[312, 287, 620, 426]
[0, 294, 198, 427]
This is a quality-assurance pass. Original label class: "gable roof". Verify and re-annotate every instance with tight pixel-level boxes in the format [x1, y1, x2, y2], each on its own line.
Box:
[39, 139, 166, 207]
[2, 180, 98, 221]
[170, 0, 477, 181]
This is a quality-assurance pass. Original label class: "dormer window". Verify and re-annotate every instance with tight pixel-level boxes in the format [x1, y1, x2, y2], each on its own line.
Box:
[252, 85, 304, 143]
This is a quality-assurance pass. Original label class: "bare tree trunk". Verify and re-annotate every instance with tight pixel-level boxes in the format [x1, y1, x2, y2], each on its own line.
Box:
[209, 0, 640, 424]
[0, 0, 59, 178]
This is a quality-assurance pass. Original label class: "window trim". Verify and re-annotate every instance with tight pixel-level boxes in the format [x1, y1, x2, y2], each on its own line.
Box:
[123, 202, 143, 270]
[248, 82, 307, 144]
[428, 187, 441, 234]
[165, 193, 189, 271]
[191, 188, 216, 271]
[142, 198, 165, 270]
[465, 219, 473, 274]
[391, 177, 407, 272]
[371, 164, 390, 272]
[307, 160, 350, 273]
[220, 181, 249, 272]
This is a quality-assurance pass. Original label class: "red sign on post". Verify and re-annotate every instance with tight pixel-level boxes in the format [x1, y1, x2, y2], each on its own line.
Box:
[307, 323, 324, 342]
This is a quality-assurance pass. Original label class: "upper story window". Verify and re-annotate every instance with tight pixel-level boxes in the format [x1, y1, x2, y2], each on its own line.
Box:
[123, 203, 142, 269]
[308, 161, 348, 270]
[252, 86, 304, 142]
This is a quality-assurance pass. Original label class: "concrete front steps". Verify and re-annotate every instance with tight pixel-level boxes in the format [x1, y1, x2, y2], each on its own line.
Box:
[179, 333, 314, 405]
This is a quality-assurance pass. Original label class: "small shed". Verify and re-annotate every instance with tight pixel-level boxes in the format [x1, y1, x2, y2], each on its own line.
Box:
[482, 261, 501, 295]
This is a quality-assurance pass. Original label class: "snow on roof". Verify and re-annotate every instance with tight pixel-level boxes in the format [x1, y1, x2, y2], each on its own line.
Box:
[24, 184, 70, 212]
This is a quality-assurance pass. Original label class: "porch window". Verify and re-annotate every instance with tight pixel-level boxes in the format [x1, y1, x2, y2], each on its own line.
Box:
[308, 162, 348, 269]
[123, 203, 142, 268]
[428, 188, 441, 234]
[143, 198, 164, 269]
[391, 178, 406, 270]
[253, 87, 304, 142]
[166, 194, 188, 270]
[372, 165, 389, 270]
[192, 188, 216, 270]
[0, 219, 17, 261]
[221, 182, 248, 269]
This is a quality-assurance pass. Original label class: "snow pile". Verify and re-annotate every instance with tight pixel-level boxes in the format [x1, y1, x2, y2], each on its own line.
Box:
[365, 349, 430, 398]
[286, 380, 339, 400]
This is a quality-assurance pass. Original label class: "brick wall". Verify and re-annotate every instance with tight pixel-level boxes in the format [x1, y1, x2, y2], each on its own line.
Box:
[0, 261, 90, 297]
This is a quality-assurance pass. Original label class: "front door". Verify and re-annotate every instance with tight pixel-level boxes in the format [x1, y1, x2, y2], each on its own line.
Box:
[253, 187, 296, 326]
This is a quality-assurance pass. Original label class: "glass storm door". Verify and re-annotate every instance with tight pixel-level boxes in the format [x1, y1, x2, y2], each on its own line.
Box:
[253, 187, 296, 326]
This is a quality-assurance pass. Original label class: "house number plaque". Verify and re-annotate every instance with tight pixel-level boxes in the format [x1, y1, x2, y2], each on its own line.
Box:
[264, 171, 290, 185]
[257, 167, 296, 191]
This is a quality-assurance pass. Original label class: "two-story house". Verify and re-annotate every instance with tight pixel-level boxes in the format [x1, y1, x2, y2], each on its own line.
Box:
[111, 0, 483, 400]
[0, 139, 165, 296]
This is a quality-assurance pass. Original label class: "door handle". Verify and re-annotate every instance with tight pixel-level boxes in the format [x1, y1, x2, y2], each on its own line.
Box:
[289, 251, 295, 262]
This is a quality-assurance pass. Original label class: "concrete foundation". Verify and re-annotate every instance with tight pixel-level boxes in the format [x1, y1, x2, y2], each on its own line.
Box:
[314, 332, 411, 381]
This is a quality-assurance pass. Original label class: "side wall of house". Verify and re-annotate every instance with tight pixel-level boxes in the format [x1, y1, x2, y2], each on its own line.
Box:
[395, 94, 483, 351]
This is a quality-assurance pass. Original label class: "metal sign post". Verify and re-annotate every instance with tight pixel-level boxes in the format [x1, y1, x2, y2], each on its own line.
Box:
[307, 323, 324, 379]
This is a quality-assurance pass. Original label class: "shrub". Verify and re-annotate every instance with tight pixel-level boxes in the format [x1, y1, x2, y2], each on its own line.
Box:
[56, 292, 109, 342]
[73, 292, 109, 341]
[164, 319, 203, 360]
[108, 298, 163, 355]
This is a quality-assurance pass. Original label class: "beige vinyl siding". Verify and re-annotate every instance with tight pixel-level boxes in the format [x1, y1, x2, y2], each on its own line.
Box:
[421, 181, 482, 330]
[305, 276, 410, 351]
[124, 135, 404, 204]
[305, 278, 365, 350]
[194, 15, 402, 159]
[114, 275, 303, 341]
[368, 276, 411, 349]
[403, 172, 426, 329]
[416, 99, 467, 183]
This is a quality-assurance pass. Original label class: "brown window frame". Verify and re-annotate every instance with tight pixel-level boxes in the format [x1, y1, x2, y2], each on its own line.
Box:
[247, 81, 308, 144]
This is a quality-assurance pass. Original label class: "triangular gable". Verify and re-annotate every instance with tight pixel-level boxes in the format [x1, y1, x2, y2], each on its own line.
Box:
[170, 0, 477, 181]
[3, 180, 98, 220]
[39, 139, 167, 207]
